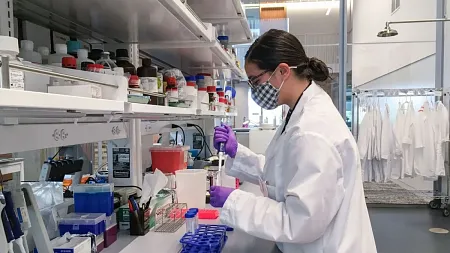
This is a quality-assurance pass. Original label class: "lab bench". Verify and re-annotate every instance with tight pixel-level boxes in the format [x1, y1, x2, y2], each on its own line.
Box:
[103, 183, 281, 253]
[102, 220, 281, 253]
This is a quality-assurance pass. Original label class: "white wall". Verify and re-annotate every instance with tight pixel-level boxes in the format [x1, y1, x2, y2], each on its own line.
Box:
[356, 54, 435, 90]
[287, 3, 340, 37]
[352, 0, 436, 87]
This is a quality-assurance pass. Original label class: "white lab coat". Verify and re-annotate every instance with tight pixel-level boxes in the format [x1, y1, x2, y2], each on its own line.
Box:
[380, 104, 395, 182]
[391, 103, 406, 179]
[435, 101, 449, 177]
[220, 83, 377, 253]
[413, 102, 436, 179]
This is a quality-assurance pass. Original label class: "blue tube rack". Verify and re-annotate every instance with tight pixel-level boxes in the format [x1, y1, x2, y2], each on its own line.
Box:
[179, 224, 228, 253]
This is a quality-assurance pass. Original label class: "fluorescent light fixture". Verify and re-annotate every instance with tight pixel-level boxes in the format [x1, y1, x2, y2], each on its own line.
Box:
[326, 7, 331, 15]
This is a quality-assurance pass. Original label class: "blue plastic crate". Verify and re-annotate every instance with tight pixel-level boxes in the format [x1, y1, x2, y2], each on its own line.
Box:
[180, 225, 228, 253]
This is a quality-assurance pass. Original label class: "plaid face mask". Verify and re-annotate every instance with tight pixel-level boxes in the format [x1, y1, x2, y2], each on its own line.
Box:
[251, 70, 286, 110]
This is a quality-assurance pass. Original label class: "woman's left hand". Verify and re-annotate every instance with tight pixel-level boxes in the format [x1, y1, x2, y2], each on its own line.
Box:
[210, 186, 235, 207]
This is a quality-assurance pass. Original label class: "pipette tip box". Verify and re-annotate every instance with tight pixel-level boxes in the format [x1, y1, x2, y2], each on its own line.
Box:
[58, 213, 106, 236]
[52, 237, 91, 253]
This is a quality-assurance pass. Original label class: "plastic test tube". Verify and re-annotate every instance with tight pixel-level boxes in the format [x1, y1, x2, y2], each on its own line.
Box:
[189, 208, 199, 230]
[185, 212, 196, 234]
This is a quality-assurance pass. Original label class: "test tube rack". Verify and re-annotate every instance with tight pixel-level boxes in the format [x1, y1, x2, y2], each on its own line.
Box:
[154, 203, 187, 233]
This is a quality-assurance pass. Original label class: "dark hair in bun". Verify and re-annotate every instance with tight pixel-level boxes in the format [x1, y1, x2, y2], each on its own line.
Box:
[245, 29, 331, 82]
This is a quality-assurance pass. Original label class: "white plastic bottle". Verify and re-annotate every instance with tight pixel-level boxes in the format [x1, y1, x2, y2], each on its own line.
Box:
[76, 49, 94, 70]
[37, 46, 50, 64]
[0, 36, 25, 90]
[19, 40, 34, 62]
[48, 44, 73, 67]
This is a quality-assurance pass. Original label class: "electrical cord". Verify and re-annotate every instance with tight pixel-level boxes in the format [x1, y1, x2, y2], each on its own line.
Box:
[171, 124, 185, 145]
[51, 147, 64, 160]
[195, 126, 213, 157]
[188, 124, 213, 157]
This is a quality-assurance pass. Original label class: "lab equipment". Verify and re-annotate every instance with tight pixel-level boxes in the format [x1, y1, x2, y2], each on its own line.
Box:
[153, 203, 187, 233]
[48, 44, 73, 66]
[198, 209, 219, 219]
[73, 184, 114, 216]
[58, 213, 107, 236]
[184, 212, 196, 234]
[129, 196, 146, 236]
[217, 142, 225, 186]
[51, 236, 91, 253]
[0, 191, 8, 253]
[188, 208, 198, 231]
[149, 146, 190, 173]
[104, 223, 118, 248]
[175, 169, 207, 208]
[0, 36, 25, 90]
[179, 224, 228, 253]
[4, 191, 26, 253]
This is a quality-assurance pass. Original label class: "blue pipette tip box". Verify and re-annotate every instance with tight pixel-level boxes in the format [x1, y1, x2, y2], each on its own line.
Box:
[58, 213, 106, 236]
[180, 224, 228, 253]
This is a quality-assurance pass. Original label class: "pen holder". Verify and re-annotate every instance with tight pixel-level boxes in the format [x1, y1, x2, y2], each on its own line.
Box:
[130, 207, 151, 236]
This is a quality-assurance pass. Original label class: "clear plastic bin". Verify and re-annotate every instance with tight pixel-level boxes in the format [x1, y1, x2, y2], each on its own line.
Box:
[150, 146, 190, 173]
[73, 184, 114, 216]
[175, 169, 207, 208]
[58, 213, 106, 236]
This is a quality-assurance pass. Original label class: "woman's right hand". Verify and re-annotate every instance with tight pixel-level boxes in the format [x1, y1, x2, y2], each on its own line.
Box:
[214, 125, 238, 158]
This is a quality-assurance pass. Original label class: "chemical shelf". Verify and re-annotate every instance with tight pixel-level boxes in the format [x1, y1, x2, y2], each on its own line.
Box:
[13, 0, 247, 77]
[196, 109, 237, 117]
[144, 41, 245, 79]
[14, 0, 213, 44]
[124, 103, 197, 119]
[188, 0, 252, 44]
[0, 89, 124, 116]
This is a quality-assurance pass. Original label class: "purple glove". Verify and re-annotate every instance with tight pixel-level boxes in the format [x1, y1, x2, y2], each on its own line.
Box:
[210, 186, 235, 208]
[214, 125, 238, 158]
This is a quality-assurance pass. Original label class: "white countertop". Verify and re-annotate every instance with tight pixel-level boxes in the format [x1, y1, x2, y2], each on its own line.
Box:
[103, 183, 281, 253]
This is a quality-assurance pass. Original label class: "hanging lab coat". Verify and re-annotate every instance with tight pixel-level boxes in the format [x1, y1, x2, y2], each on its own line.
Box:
[435, 101, 449, 177]
[358, 105, 374, 182]
[220, 83, 377, 253]
[372, 105, 383, 182]
[401, 102, 415, 177]
[380, 104, 395, 182]
[391, 103, 405, 179]
[413, 102, 436, 179]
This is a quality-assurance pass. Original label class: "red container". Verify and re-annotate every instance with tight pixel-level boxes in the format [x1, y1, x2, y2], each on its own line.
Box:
[104, 224, 118, 247]
[150, 146, 190, 173]
[217, 91, 225, 97]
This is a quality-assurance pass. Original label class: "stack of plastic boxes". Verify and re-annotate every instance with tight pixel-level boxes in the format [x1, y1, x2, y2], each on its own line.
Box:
[71, 184, 117, 250]
[58, 213, 107, 251]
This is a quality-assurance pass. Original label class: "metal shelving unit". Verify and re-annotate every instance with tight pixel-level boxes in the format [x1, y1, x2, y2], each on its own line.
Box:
[0, 1, 250, 251]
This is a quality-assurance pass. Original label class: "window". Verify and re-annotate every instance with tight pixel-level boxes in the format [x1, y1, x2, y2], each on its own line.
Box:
[391, 0, 400, 13]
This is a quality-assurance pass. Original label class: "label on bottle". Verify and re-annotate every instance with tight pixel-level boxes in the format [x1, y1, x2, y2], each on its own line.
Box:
[141, 77, 158, 93]
[9, 69, 25, 90]
[157, 73, 163, 93]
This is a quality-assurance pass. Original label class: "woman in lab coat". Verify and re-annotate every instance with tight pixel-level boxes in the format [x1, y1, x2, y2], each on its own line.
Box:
[211, 29, 377, 253]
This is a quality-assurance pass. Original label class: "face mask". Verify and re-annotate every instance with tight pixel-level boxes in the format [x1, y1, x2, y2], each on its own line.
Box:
[251, 69, 286, 110]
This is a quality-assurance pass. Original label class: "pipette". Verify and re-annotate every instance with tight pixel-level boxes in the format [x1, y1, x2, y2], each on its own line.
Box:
[217, 142, 225, 186]
[4, 191, 26, 253]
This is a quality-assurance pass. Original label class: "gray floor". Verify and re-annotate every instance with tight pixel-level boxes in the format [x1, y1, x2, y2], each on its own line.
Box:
[369, 207, 450, 253]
